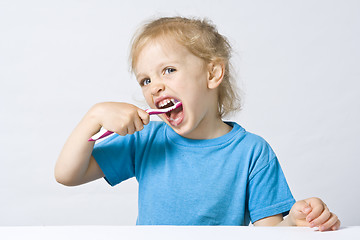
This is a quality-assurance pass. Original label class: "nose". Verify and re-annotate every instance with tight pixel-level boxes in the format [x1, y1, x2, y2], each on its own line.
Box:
[150, 80, 165, 96]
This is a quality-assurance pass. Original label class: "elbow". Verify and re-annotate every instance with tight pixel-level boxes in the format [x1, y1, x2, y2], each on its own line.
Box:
[54, 168, 78, 187]
[54, 172, 71, 186]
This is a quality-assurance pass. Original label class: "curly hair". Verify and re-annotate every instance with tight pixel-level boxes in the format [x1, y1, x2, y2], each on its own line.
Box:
[130, 17, 242, 117]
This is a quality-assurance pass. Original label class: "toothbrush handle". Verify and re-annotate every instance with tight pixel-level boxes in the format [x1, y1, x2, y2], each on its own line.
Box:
[88, 108, 161, 141]
[88, 129, 114, 141]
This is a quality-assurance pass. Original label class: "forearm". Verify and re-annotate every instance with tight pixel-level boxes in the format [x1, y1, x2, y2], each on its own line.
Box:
[276, 216, 295, 226]
[55, 105, 101, 185]
[253, 214, 295, 227]
[55, 102, 150, 186]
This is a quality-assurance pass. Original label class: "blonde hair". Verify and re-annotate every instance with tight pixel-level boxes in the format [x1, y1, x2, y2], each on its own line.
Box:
[130, 16, 241, 117]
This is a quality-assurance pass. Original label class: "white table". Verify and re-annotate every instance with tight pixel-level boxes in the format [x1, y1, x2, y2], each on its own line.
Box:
[0, 226, 358, 240]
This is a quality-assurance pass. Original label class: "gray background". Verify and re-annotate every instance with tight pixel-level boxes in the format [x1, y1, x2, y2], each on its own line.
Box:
[1, 0, 359, 226]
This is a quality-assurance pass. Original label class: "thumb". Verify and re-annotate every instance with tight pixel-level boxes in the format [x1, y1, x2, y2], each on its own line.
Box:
[292, 200, 312, 219]
[137, 108, 150, 125]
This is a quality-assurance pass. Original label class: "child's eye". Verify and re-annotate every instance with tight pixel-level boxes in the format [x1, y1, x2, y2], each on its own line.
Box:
[141, 78, 151, 86]
[163, 67, 176, 75]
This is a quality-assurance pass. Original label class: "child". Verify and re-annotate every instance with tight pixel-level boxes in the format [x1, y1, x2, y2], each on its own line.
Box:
[55, 17, 340, 230]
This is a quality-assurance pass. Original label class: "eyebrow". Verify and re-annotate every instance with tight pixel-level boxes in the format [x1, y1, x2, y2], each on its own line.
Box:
[135, 72, 144, 80]
[135, 61, 180, 80]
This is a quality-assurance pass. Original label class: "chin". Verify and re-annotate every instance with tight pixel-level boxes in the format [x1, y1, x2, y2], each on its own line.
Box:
[161, 116, 188, 136]
[172, 121, 201, 139]
[161, 113, 202, 138]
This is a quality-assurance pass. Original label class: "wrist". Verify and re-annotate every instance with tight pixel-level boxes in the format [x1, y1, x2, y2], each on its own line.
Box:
[286, 213, 296, 226]
[277, 215, 296, 227]
[82, 104, 104, 134]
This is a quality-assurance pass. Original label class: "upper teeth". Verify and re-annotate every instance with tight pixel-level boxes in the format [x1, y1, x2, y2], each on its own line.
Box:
[158, 98, 176, 108]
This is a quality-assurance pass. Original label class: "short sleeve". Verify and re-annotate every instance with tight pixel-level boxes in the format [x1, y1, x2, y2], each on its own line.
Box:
[92, 133, 136, 186]
[247, 156, 295, 223]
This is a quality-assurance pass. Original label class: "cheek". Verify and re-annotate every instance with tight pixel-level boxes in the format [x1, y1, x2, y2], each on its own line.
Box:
[142, 89, 153, 106]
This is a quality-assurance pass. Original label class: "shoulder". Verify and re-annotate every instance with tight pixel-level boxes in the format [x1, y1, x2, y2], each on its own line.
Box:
[230, 122, 277, 170]
[244, 131, 273, 155]
[230, 122, 272, 152]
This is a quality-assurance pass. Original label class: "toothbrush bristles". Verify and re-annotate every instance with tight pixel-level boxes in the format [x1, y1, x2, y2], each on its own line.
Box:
[146, 101, 182, 115]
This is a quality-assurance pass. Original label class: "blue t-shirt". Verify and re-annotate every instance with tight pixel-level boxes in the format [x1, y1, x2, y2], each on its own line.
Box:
[92, 121, 295, 225]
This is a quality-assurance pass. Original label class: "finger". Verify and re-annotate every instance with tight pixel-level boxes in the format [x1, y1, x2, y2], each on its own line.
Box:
[332, 220, 341, 231]
[306, 203, 325, 223]
[138, 109, 150, 125]
[302, 205, 312, 215]
[134, 115, 145, 132]
[305, 197, 324, 210]
[117, 126, 128, 136]
[319, 213, 339, 231]
[291, 200, 309, 212]
[127, 122, 136, 135]
[309, 206, 331, 227]
[290, 200, 311, 219]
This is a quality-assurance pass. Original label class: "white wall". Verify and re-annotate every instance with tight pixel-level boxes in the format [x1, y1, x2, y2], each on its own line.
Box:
[1, 0, 359, 226]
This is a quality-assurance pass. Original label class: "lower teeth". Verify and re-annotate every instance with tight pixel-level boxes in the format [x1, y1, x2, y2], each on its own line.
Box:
[170, 117, 181, 121]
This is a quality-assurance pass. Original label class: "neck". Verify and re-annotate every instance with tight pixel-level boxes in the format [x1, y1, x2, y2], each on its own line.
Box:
[183, 116, 232, 140]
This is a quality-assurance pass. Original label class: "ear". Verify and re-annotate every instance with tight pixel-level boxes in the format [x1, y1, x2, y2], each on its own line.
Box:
[207, 62, 225, 90]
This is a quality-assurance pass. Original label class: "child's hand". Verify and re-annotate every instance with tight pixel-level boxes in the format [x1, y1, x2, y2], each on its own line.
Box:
[92, 102, 150, 136]
[289, 197, 340, 231]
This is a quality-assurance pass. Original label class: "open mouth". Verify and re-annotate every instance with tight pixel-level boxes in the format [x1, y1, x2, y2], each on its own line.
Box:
[156, 98, 184, 126]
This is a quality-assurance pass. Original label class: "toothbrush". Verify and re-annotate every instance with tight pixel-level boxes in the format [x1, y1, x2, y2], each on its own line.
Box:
[88, 101, 182, 141]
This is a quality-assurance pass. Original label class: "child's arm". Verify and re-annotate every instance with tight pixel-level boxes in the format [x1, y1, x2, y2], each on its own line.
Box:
[54, 102, 149, 186]
[253, 197, 340, 231]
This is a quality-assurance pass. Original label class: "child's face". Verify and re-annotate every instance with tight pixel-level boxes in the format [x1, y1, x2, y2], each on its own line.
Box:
[134, 37, 220, 139]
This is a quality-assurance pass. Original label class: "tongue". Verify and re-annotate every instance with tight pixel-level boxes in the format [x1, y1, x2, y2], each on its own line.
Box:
[167, 106, 183, 119]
